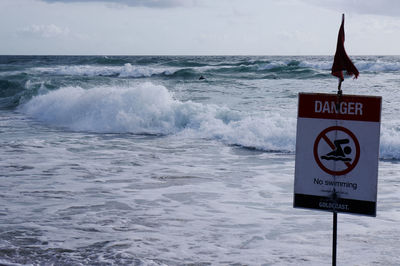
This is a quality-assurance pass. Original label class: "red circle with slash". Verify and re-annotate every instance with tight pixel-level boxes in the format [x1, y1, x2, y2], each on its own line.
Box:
[313, 126, 360, 176]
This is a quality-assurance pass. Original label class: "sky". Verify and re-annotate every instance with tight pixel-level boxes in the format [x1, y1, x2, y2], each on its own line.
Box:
[1, 0, 400, 55]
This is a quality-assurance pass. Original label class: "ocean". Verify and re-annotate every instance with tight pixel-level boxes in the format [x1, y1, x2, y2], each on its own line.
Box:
[0, 55, 399, 265]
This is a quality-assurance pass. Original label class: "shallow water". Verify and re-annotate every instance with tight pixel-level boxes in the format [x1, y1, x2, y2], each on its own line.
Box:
[0, 56, 399, 265]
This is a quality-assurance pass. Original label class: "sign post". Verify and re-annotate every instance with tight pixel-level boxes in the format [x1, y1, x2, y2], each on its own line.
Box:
[293, 92, 381, 264]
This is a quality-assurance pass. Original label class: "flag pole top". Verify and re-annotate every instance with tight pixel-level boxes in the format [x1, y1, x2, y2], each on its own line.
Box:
[331, 12, 359, 96]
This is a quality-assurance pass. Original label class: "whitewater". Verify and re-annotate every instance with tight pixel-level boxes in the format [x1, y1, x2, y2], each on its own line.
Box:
[0, 55, 399, 265]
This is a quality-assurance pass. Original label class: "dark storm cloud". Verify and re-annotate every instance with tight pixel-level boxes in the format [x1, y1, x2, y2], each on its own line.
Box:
[40, 0, 189, 8]
[302, 0, 400, 17]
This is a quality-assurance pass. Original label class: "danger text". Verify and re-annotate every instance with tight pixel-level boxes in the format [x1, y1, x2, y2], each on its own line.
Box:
[314, 101, 363, 115]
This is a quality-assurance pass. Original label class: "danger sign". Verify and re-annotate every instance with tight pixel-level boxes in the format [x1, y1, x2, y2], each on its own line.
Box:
[294, 93, 381, 216]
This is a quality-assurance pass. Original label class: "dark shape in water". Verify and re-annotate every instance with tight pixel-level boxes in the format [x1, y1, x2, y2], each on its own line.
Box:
[199, 75, 206, 80]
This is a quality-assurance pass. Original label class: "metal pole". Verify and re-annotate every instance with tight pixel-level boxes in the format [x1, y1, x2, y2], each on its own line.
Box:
[333, 78, 341, 266]
[338, 79, 343, 94]
[333, 211, 337, 266]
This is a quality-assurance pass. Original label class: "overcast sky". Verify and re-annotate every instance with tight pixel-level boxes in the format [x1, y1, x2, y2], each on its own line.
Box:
[1, 0, 400, 55]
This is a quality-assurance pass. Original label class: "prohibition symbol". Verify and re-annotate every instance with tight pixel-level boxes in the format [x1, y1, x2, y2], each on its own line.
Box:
[313, 126, 360, 176]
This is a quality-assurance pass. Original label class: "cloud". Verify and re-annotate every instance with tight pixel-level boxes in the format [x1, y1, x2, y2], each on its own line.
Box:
[301, 0, 400, 17]
[39, 0, 192, 8]
[19, 24, 70, 39]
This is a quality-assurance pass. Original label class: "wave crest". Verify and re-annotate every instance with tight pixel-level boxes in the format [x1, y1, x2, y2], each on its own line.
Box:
[20, 83, 296, 151]
[17, 81, 400, 158]
[34, 63, 178, 78]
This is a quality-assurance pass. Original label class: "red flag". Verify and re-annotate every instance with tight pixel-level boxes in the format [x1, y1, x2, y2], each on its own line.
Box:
[331, 14, 359, 81]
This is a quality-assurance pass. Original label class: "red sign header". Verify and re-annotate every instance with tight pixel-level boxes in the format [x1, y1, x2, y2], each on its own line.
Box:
[298, 93, 381, 122]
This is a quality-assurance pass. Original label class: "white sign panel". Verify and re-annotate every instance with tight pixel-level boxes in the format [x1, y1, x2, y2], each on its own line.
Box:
[294, 93, 381, 216]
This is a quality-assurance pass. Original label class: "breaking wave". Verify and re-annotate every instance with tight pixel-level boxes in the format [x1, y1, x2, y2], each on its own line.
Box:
[379, 125, 400, 160]
[20, 82, 296, 152]
[18, 81, 400, 158]
[4, 56, 400, 84]
[33, 63, 179, 78]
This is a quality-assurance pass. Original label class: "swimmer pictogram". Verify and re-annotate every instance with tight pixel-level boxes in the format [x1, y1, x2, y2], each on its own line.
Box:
[313, 126, 360, 176]
[321, 139, 352, 162]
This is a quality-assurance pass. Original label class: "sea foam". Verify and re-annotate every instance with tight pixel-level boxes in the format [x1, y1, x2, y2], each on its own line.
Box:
[379, 124, 400, 160]
[19, 82, 400, 157]
[33, 63, 177, 78]
[20, 82, 296, 152]
[299, 59, 400, 72]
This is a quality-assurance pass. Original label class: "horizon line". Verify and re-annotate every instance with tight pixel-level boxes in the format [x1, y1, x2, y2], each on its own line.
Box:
[1, 54, 399, 57]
